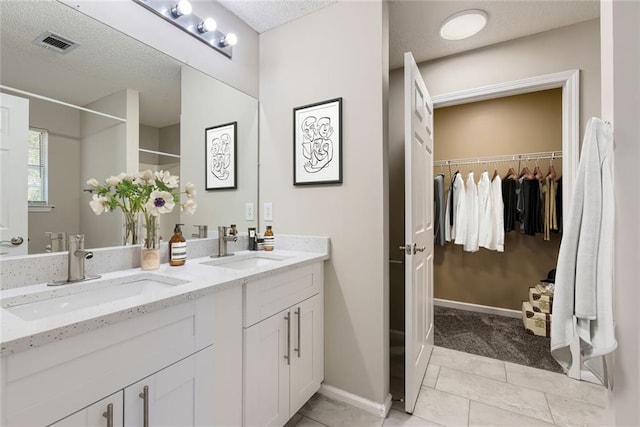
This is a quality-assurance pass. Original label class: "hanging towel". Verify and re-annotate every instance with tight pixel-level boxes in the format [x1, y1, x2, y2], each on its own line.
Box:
[434, 174, 446, 246]
[464, 172, 479, 252]
[477, 171, 493, 250]
[490, 175, 505, 252]
[550, 117, 616, 385]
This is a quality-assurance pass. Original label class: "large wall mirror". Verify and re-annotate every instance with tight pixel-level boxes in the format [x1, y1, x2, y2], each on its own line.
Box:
[0, 0, 258, 255]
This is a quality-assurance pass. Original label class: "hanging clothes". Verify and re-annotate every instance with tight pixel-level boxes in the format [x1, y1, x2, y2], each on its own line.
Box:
[477, 171, 493, 250]
[502, 177, 517, 232]
[521, 178, 543, 235]
[434, 173, 446, 246]
[490, 175, 505, 252]
[445, 172, 466, 244]
[464, 172, 479, 252]
[551, 117, 615, 385]
[556, 177, 563, 233]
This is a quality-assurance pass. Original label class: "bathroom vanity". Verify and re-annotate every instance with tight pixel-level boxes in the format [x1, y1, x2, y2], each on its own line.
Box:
[0, 237, 329, 426]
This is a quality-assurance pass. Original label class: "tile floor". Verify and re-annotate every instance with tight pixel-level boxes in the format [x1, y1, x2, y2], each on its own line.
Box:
[288, 346, 609, 427]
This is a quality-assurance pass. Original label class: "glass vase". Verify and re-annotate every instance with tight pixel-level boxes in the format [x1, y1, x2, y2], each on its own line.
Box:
[141, 214, 160, 270]
[123, 212, 141, 245]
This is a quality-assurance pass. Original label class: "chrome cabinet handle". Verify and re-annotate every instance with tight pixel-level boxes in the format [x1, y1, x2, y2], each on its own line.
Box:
[294, 307, 301, 358]
[139, 385, 149, 427]
[284, 312, 291, 365]
[102, 403, 113, 427]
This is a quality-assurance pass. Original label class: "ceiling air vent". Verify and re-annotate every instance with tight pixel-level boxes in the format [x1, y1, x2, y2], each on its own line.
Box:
[33, 31, 80, 54]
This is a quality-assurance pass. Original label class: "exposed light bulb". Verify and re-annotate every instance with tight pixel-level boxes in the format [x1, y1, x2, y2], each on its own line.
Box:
[170, 0, 192, 18]
[225, 33, 238, 46]
[197, 17, 217, 33]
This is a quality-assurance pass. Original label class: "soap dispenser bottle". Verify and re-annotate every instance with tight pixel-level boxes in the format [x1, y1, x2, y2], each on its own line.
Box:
[169, 223, 187, 266]
[264, 226, 274, 251]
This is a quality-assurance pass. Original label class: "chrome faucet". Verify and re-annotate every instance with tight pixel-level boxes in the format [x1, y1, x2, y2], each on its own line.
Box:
[192, 225, 208, 238]
[216, 226, 237, 258]
[48, 234, 100, 286]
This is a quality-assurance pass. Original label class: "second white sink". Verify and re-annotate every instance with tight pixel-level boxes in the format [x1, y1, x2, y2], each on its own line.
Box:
[201, 252, 292, 270]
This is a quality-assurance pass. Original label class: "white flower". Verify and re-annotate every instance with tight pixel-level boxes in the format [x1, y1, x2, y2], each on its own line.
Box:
[185, 182, 196, 198]
[156, 170, 179, 188]
[145, 190, 175, 216]
[181, 198, 197, 215]
[86, 178, 99, 189]
[106, 175, 121, 186]
[89, 194, 109, 215]
[138, 169, 154, 184]
[118, 172, 134, 182]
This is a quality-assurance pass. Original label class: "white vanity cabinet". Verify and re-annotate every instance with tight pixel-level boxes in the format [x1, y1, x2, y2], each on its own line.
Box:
[49, 392, 124, 427]
[243, 263, 324, 427]
[2, 286, 243, 427]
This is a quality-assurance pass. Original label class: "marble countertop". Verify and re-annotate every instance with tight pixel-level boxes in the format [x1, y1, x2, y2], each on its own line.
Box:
[0, 248, 329, 357]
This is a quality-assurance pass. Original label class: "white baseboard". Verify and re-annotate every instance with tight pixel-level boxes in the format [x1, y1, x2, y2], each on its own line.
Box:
[435, 298, 521, 319]
[318, 384, 392, 418]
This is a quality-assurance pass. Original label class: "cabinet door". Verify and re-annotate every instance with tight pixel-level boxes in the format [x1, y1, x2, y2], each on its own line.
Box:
[290, 294, 324, 415]
[124, 351, 200, 427]
[48, 391, 123, 427]
[244, 310, 290, 427]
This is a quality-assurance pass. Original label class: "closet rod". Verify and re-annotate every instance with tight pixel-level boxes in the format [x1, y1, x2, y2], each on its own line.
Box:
[433, 151, 562, 168]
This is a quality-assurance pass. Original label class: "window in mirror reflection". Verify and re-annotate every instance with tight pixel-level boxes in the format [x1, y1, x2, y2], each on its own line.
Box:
[27, 128, 48, 205]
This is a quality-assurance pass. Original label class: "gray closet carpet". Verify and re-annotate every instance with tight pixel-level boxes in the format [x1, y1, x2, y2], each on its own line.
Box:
[434, 305, 562, 373]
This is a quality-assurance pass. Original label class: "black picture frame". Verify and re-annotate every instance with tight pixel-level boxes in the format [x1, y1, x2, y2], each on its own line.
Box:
[205, 122, 237, 190]
[293, 97, 342, 185]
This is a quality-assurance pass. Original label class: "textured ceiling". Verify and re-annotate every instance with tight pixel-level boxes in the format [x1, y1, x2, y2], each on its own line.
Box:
[0, 0, 182, 128]
[218, 0, 337, 33]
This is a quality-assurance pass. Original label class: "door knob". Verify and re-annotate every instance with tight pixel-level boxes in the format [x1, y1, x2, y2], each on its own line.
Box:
[414, 246, 426, 253]
[0, 236, 24, 246]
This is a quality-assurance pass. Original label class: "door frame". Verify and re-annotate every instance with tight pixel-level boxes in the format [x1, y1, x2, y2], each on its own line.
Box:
[431, 69, 579, 221]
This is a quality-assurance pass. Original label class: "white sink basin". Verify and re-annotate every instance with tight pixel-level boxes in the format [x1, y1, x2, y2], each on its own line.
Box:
[201, 252, 292, 270]
[2, 273, 189, 321]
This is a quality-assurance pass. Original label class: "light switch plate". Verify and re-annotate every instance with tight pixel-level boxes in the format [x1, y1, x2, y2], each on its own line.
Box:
[263, 202, 273, 221]
[245, 202, 254, 221]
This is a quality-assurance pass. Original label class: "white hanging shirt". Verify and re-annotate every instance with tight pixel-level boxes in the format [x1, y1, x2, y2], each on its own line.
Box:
[445, 172, 466, 244]
[464, 172, 479, 252]
[490, 175, 505, 252]
[477, 171, 493, 250]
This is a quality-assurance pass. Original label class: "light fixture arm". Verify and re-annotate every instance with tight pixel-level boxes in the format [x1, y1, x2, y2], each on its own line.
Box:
[133, 0, 236, 59]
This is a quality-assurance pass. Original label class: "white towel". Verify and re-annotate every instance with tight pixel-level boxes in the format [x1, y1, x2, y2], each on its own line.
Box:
[550, 117, 616, 385]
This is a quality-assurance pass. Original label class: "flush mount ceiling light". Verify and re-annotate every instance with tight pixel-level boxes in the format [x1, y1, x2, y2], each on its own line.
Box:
[440, 9, 488, 41]
[133, 0, 237, 59]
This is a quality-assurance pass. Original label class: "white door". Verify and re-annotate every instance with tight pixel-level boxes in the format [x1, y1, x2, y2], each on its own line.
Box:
[0, 93, 29, 256]
[290, 295, 323, 415]
[244, 309, 290, 427]
[403, 52, 435, 413]
[124, 353, 197, 427]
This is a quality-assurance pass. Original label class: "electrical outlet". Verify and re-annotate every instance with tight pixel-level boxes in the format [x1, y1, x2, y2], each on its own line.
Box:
[245, 203, 254, 221]
[263, 202, 273, 221]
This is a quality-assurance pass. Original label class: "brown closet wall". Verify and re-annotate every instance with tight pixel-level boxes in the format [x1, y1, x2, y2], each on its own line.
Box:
[434, 88, 562, 310]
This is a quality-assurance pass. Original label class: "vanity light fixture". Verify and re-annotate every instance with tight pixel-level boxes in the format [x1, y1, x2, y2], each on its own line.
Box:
[440, 9, 488, 41]
[133, 0, 236, 58]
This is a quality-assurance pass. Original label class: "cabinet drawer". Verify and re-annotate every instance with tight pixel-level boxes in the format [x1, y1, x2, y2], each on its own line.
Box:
[244, 263, 322, 327]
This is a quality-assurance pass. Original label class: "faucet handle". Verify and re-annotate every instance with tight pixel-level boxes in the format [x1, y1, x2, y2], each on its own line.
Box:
[218, 225, 228, 237]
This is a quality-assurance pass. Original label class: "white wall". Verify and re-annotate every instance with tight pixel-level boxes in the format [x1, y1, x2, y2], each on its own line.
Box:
[61, 0, 259, 98]
[27, 98, 81, 254]
[260, 1, 389, 404]
[181, 65, 258, 235]
[602, 1, 640, 425]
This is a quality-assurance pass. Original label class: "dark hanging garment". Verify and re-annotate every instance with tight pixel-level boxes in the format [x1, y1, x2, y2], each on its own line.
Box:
[502, 178, 517, 232]
[520, 178, 530, 232]
[524, 178, 543, 235]
[556, 177, 563, 233]
[449, 171, 458, 227]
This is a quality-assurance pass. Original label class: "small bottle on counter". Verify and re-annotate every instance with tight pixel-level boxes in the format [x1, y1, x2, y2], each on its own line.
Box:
[248, 227, 257, 251]
[264, 226, 274, 251]
[257, 237, 265, 251]
[169, 223, 187, 266]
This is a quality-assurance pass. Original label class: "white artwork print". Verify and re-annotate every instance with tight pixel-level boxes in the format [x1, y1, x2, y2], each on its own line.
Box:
[206, 122, 237, 190]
